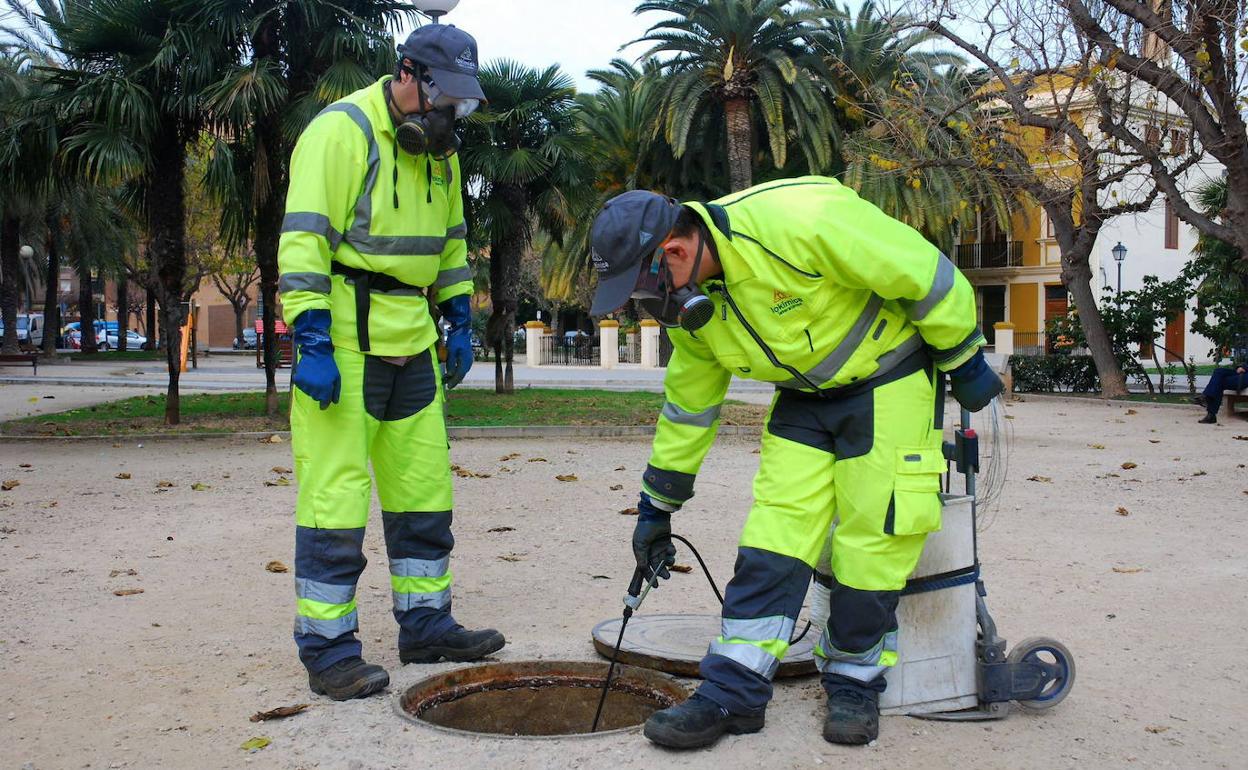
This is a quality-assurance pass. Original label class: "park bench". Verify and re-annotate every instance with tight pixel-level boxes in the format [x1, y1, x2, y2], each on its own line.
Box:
[0, 351, 38, 375]
[1226, 388, 1247, 420]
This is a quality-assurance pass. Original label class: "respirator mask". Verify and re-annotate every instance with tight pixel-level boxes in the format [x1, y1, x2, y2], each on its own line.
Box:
[390, 65, 479, 159]
[631, 230, 714, 332]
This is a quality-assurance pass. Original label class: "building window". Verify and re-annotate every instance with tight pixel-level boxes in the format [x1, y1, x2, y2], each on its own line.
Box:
[1170, 129, 1187, 156]
[1164, 199, 1179, 249]
[1045, 215, 1055, 238]
[1145, 125, 1162, 150]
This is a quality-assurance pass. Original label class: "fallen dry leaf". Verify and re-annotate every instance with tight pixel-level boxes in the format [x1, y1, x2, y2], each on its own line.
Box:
[1026, 475, 1052, 483]
[591, 575, 611, 580]
[261, 434, 283, 444]
[1121, 462, 1138, 470]
[670, 564, 693, 574]
[109, 568, 138, 577]
[240, 736, 271, 751]
[1148, 439, 1161, 444]
[487, 526, 515, 533]
[609, 484, 623, 491]
[500, 453, 521, 461]
[1, 479, 19, 491]
[1115, 506, 1130, 517]
[528, 457, 548, 463]
[619, 507, 639, 516]
[271, 466, 292, 474]
[115, 472, 131, 480]
[1088, 443, 1105, 450]
[1112, 566, 1144, 574]
[1191, 470, 1207, 477]
[18, 463, 31, 468]
[451, 464, 491, 478]
[265, 561, 288, 573]
[497, 554, 524, 562]
[1232, 435, 1248, 441]
[555, 474, 578, 482]
[113, 588, 145, 596]
[155, 480, 175, 488]
[191, 482, 210, 492]
[250, 704, 310, 723]
[264, 477, 291, 487]
[614, 465, 626, 471]
[1145, 725, 1170, 734]
[1125, 409, 1138, 415]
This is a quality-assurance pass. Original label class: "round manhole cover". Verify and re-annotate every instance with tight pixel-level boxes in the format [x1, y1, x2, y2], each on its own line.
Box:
[591, 613, 818, 678]
[396, 660, 689, 739]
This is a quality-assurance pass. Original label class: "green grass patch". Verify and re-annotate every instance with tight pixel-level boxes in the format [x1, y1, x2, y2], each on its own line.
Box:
[1, 388, 765, 436]
[1142, 364, 1218, 376]
[1054, 392, 1196, 404]
[72, 349, 169, 361]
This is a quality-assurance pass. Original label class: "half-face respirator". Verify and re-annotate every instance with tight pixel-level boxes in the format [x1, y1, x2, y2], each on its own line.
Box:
[389, 66, 480, 160]
[631, 230, 714, 332]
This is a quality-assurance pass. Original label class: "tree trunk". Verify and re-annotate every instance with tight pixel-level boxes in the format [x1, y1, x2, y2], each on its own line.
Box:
[41, 215, 59, 356]
[486, 185, 528, 395]
[145, 286, 158, 350]
[724, 98, 753, 192]
[233, 301, 246, 353]
[254, 113, 286, 417]
[116, 274, 129, 352]
[77, 258, 97, 354]
[1064, 261, 1128, 398]
[148, 128, 189, 425]
[1, 214, 20, 354]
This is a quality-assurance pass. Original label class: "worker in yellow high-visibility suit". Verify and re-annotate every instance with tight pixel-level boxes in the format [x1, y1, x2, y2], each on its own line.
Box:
[588, 180, 1002, 748]
[278, 23, 503, 701]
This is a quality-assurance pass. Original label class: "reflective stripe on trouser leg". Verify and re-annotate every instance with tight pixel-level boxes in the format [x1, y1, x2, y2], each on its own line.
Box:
[373, 348, 458, 648]
[813, 571, 900, 687]
[290, 347, 378, 673]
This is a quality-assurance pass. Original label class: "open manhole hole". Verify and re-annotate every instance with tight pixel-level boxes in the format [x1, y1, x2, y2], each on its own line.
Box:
[397, 660, 689, 738]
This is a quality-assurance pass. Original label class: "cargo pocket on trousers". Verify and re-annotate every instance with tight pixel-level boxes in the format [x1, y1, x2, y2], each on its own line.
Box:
[883, 446, 944, 536]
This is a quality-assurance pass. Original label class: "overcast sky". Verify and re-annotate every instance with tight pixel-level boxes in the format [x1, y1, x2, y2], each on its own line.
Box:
[398, 1, 658, 92]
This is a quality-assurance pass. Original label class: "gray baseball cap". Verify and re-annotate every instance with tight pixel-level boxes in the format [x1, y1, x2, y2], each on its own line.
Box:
[397, 24, 486, 101]
[589, 190, 682, 316]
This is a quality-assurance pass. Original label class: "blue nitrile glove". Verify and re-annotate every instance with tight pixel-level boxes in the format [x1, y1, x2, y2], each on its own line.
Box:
[439, 294, 473, 390]
[948, 350, 1004, 412]
[632, 492, 678, 582]
[291, 309, 341, 410]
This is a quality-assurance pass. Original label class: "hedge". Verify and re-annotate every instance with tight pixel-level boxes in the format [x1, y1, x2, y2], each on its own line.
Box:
[1008, 354, 1100, 393]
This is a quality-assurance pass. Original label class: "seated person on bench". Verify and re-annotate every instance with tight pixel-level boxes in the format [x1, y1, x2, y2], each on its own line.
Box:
[1194, 337, 1246, 424]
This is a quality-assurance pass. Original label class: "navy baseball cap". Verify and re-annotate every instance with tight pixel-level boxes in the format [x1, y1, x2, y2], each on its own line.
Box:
[397, 24, 486, 101]
[589, 190, 682, 316]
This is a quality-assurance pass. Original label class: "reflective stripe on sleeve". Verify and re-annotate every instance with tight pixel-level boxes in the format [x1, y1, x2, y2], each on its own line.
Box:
[279, 272, 332, 295]
[909, 255, 956, 322]
[660, 401, 723, 428]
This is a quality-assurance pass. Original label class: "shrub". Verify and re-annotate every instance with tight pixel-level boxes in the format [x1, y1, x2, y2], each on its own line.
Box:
[1009, 354, 1100, 393]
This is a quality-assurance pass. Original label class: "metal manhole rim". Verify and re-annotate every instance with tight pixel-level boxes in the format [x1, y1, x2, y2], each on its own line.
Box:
[393, 659, 691, 741]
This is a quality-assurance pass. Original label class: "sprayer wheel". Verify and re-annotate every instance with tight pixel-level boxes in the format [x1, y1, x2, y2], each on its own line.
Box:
[1007, 636, 1075, 711]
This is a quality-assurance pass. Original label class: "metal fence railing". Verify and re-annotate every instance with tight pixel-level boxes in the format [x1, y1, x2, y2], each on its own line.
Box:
[1014, 331, 1046, 355]
[954, 241, 1023, 270]
[539, 335, 600, 366]
[619, 332, 642, 364]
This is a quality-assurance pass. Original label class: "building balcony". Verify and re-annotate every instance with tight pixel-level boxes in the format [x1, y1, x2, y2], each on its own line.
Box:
[954, 241, 1023, 270]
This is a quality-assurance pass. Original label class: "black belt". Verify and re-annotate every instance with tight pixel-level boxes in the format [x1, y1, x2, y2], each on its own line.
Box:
[330, 261, 424, 352]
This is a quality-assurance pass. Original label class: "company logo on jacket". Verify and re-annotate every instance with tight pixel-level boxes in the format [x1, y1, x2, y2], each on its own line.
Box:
[771, 290, 803, 316]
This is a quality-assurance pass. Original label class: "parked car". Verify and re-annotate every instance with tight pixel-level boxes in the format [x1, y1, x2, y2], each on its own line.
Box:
[65, 321, 110, 351]
[106, 329, 147, 349]
[0, 313, 46, 347]
[234, 327, 258, 350]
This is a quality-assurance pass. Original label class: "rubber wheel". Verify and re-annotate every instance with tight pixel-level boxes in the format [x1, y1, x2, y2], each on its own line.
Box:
[1007, 636, 1075, 711]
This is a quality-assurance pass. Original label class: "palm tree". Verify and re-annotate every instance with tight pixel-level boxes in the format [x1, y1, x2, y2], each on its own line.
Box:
[43, 0, 231, 423]
[197, 0, 406, 416]
[459, 60, 587, 393]
[1186, 177, 1248, 352]
[634, 0, 836, 192]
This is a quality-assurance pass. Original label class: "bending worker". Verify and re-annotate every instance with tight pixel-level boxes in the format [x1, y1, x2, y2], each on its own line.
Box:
[277, 24, 504, 701]
[588, 178, 1002, 748]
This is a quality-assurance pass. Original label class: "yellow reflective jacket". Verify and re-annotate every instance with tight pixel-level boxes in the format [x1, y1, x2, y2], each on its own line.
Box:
[278, 77, 472, 356]
[642, 176, 983, 506]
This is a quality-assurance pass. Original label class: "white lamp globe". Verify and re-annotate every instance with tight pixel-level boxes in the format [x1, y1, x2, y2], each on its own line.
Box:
[413, 0, 459, 19]
[19, 245, 34, 259]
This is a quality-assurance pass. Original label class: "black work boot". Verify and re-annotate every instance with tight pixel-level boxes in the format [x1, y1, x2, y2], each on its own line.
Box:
[307, 657, 390, 701]
[642, 694, 765, 749]
[399, 626, 506, 664]
[823, 686, 879, 745]
[1198, 412, 1218, 424]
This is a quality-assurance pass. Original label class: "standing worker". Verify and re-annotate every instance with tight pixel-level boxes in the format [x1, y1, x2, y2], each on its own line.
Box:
[588, 178, 1002, 748]
[278, 24, 504, 701]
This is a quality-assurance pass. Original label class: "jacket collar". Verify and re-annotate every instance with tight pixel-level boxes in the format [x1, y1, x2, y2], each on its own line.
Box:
[684, 201, 755, 284]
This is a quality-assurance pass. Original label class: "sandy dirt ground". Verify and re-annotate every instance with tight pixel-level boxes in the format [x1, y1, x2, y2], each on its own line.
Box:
[1, 397, 1246, 769]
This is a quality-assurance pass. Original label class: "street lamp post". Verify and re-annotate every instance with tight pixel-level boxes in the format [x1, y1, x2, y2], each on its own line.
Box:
[1112, 241, 1127, 294]
[413, 0, 459, 22]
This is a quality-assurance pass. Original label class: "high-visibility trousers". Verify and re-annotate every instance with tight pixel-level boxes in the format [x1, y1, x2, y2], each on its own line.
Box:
[697, 363, 945, 715]
[289, 345, 458, 673]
